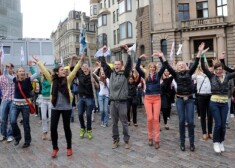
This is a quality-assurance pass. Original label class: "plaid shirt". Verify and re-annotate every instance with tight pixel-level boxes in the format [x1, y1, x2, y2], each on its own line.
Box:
[0, 75, 15, 100]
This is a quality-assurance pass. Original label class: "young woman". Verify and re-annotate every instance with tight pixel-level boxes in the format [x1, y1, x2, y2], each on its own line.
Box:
[165, 42, 206, 151]
[127, 72, 141, 126]
[4, 66, 39, 148]
[93, 67, 110, 127]
[34, 55, 82, 158]
[136, 52, 167, 149]
[160, 69, 174, 130]
[202, 53, 235, 153]
[192, 66, 213, 141]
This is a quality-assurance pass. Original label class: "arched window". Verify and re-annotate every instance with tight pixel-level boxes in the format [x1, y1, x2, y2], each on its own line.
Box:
[161, 39, 167, 56]
[140, 45, 145, 55]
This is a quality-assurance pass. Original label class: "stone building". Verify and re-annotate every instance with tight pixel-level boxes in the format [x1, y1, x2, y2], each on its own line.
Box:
[51, 10, 96, 65]
[91, 0, 137, 63]
[150, 0, 235, 66]
[0, 0, 23, 38]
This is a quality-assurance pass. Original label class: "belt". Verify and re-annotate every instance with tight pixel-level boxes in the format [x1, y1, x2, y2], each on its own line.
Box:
[13, 102, 28, 106]
[176, 95, 193, 101]
[197, 94, 211, 97]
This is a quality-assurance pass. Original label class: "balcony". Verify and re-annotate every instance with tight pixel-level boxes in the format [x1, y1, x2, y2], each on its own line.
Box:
[90, 15, 98, 22]
[181, 16, 227, 30]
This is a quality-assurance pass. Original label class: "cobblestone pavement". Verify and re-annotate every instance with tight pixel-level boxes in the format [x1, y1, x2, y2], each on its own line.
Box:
[0, 106, 235, 168]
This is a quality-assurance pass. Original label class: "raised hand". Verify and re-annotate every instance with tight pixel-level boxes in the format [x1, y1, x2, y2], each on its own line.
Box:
[201, 47, 210, 55]
[152, 50, 164, 57]
[28, 60, 33, 66]
[198, 42, 205, 52]
[219, 51, 226, 60]
[32, 55, 39, 63]
[139, 54, 148, 59]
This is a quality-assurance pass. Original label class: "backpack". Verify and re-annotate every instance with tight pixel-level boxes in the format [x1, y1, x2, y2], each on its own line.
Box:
[71, 79, 79, 95]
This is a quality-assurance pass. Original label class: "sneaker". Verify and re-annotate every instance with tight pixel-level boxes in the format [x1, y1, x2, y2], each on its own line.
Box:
[198, 116, 201, 120]
[190, 144, 195, 152]
[134, 123, 138, 127]
[231, 114, 234, 118]
[165, 125, 169, 130]
[180, 143, 185, 151]
[67, 148, 73, 156]
[109, 115, 111, 119]
[80, 128, 85, 138]
[148, 139, 153, 146]
[220, 142, 225, 152]
[7, 136, 14, 142]
[87, 130, 93, 140]
[0, 135, 6, 141]
[112, 139, 119, 149]
[35, 114, 38, 117]
[155, 142, 160, 149]
[51, 148, 59, 158]
[124, 141, 130, 149]
[213, 142, 221, 153]
[42, 132, 47, 140]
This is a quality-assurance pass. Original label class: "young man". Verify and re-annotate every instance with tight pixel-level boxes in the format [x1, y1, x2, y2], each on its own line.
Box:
[100, 45, 132, 149]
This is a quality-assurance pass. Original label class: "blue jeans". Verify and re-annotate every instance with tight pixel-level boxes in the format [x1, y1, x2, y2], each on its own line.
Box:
[210, 101, 228, 143]
[78, 97, 94, 130]
[98, 95, 109, 126]
[176, 97, 195, 144]
[11, 104, 31, 144]
[1, 100, 13, 138]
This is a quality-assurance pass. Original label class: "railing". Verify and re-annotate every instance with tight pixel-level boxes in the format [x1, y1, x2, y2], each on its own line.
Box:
[181, 16, 225, 29]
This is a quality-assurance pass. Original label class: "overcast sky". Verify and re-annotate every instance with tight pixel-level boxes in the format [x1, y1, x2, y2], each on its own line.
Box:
[21, 0, 90, 38]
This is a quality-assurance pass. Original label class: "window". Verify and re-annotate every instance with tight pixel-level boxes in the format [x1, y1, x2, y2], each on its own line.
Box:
[76, 48, 80, 56]
[113, 11, 116, 23]
[113, 30, 116, 45]
[97, 34, 108, 48]
[217, 0, 228, 16]
[119, 0, 132, 14]
[161, 39, 167, 56]
[112, 0, 115, 5]
[90, 6, 93, 16]
[98, 15, 107, 27]
[116, 9, 119, 21]
[117, 28, 120, 44]
[100, 3, 102, 9]
[76, 22, 79, 30]
[87, 23, 95, 32]
[178, 3, 189, 21]
[194, 39, 213, 53]
[76, 35, 79, 42]
[197, 2, 209, 18]
[140, 21, 143, 37]
[3, 46, 10, 54]
[93, 5, 97, 15]
[140, 45, 145, 55]
[108, 0, 110, 7]
[119, 22, 132, 40]
[104, 0, 106, 8]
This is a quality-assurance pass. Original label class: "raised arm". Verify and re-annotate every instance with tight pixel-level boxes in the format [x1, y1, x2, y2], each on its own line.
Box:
[219, 52, 235, 73]
[135, 54, 146, 78]
[201, 54, 213, 79]
[123, 54, 132, 78]
[33, 56, 52, 82]
[3, 67, 14, 81]
[152, 51, 167, 77]
[67, 54, 83, 83]
[99, 56, 112, 78]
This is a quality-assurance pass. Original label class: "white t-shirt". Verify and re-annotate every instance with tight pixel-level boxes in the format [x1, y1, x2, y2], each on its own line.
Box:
[99, 78, 109, 97]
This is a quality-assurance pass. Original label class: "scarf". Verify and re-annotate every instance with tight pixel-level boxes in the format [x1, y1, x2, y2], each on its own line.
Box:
[51, 77, 70, 107]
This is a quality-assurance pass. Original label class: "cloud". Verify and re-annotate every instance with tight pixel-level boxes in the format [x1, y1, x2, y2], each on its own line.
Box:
[21, 0, 90, 38]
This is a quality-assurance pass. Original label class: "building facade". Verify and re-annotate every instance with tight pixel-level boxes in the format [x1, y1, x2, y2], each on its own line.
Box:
[0, 0, 23, 38]
[51, 10, 96, 65]
[0, 38, 53, 68]
[91, 0, 137, 63]
[150, 0, 235, 66]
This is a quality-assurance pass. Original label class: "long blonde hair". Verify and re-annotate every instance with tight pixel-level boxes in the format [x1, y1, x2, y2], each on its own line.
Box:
[145, 63, 157, 80]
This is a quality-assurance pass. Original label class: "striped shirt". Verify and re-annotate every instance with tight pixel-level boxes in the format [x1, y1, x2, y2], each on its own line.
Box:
[0, 75, 14, 100]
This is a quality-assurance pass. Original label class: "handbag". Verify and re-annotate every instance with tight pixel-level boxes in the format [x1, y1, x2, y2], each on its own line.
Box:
[17, 82, 36, 114]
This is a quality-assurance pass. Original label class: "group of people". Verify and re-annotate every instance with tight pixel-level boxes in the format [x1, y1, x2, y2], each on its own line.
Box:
[0, 42, 234, 159]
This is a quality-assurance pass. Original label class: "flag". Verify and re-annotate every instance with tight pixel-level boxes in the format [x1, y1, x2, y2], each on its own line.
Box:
[95, 46, 111, 58]
[20, 46, 24, 63]
[0, 44, 5, 64]
[60, 56, 64, 66]
[176, 44, 183, 56]
[79, 27, 87, 55]
[128, 43, 136, 53]
[170, 41, 175, 60]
